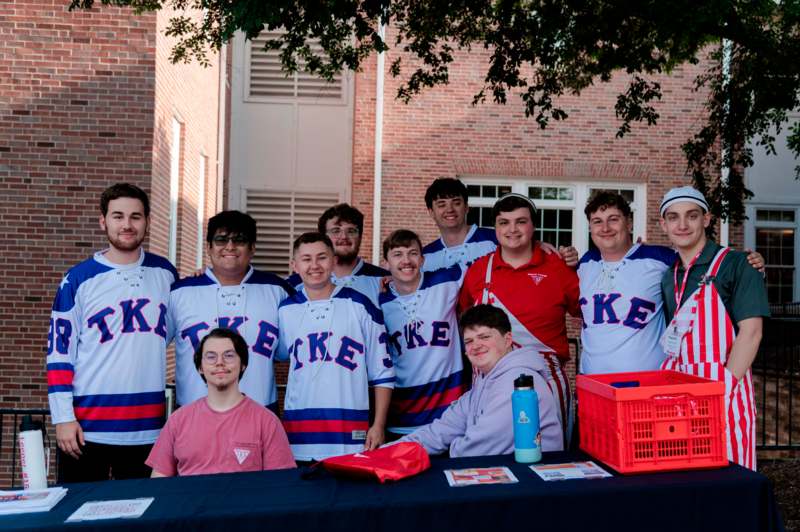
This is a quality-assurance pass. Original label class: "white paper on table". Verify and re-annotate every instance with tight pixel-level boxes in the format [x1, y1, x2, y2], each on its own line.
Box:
[530, 461, 612, 481]
[444, 466, 519, 487]
[0, 487, 68, 515]
[65, 497, 154, 522]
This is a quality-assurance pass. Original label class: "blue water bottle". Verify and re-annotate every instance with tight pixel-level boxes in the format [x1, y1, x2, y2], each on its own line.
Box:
[512, 374, 542, 463]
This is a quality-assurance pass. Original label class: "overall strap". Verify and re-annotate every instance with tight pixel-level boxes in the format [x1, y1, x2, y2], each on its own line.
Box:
[481, 253, 495, 304]
[707, 247, 731, 278]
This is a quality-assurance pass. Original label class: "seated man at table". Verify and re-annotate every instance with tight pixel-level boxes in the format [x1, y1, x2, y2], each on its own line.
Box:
[146, 328, 296, 476]
[398, 305, 562, 457]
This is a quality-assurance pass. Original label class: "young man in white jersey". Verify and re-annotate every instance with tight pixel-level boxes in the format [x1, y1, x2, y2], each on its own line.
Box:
[287, 204, 388, 305]
[578, 191, 764, 375]
[47, 183, 177, 482]
[278, 233, 395, 461]
[147, 328, 295, 477]
[168, 211, 295, 411]
[379, 229, 466, 437]
[423, 178, 580, 271]
[658, 186, 769, 470]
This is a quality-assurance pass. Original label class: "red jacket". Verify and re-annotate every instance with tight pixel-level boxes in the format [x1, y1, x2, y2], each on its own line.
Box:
[458, 243, 580, 360]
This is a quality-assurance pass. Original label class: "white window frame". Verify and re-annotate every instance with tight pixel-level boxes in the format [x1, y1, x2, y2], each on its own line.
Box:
[461, 178, 647, 254]
[196, 154, 208, 270]
[168, 117, 183, 265]
[745, 204, 800, 301]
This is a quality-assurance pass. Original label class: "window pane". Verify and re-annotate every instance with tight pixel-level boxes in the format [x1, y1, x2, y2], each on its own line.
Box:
[467, 184, 480, 197]
[543, 209, 557, 228]
[481, 185, 497, 198]
[621, 189, 634, 203]
[756, 210, 768, 221]
[498, 185, 512, 196]
[558, 187, 574, 201]
[543, 187, 558, 200]
[467, 209, 479, 227]
[542, 230, 557, 245]
[528, 187, 542, 200]
[559, 209, 572, 229]
[784, 211, 796, 222]
[757, 227, 795, 303]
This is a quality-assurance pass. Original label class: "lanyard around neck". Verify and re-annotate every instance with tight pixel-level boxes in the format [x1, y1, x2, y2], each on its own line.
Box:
[673, 250, 702, 310]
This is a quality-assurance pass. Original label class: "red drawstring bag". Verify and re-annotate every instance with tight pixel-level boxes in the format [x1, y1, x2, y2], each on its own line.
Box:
[321, 442, 431, 483]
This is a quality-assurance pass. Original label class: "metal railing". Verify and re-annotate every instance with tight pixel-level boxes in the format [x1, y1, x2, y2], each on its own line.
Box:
[754, 316, 800, 451]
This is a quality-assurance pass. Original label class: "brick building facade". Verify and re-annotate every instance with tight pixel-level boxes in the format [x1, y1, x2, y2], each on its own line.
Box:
[0, 1, 221, 483]
[3, 2, 763, 483]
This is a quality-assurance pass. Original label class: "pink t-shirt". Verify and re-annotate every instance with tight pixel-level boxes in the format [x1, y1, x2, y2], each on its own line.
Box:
[146, 396, 296, 476]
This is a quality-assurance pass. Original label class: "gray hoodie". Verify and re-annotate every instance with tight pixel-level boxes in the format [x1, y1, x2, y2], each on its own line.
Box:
[400, 346, 563, 457]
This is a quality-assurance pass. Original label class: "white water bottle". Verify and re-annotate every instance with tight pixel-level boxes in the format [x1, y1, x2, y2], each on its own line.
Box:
[19, 415, 48, 490]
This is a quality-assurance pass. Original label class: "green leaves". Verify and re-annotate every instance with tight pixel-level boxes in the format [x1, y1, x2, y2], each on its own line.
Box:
[71, 0, 800, 224]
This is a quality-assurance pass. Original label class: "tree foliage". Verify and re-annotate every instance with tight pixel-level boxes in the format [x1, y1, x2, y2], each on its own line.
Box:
[71, 0, 800, 224]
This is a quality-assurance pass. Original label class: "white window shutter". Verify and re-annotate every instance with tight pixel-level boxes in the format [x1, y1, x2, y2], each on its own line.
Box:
[247, 32, 345, 102]
[245, 189, 341, 275]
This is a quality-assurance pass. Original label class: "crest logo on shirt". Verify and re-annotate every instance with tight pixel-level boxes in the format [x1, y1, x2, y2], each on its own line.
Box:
[234, 448, 250, 464]
[528, 273, 547, 285]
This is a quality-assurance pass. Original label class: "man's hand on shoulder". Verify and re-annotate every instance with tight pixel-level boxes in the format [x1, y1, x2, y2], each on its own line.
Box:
[558, 246, 579, 268]
[540, 242, 578, 267]
[744, 249, 765, 273]
[56, 421, 85, 459]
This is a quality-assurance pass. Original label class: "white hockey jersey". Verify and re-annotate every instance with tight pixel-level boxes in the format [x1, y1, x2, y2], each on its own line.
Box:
[47, 250, 177, 445]
[168, 266, 294, 409]
[287, 258, 388, 307]
[379, 264, 466, 434]
[578, 244, 675, 374]
[277, 286, 395, 461]
[422, 224, 497, 272]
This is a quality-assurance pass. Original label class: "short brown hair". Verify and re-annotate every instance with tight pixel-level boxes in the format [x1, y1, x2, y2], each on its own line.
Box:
[100, 183, 150, 217]
[459, 304, 512, 336]
[292, 232, 334, 254]
[382, 229, 423, 260]
[584, 191, 632, 220]
[318, 203, 364, 234]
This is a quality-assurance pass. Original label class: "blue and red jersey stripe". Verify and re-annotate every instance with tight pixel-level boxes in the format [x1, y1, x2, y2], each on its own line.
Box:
[283, 408, 369, 445]
[389, 370, 466, 428]
[46, 363, 74, 393]
[72, 391, 165, 433]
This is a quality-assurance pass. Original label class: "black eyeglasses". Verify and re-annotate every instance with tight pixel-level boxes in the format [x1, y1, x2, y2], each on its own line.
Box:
[212, 234, 250, 247]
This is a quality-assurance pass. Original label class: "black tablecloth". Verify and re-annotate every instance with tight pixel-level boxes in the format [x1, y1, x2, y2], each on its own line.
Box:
[2, 451, 784, 532]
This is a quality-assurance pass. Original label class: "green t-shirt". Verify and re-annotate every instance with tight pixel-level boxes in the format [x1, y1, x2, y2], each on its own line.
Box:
[661, 240, 770, 329]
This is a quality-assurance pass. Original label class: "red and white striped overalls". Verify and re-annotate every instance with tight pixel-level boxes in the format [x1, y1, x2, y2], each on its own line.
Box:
[659, 248, 757, 470]
[480, 253, 572, 445]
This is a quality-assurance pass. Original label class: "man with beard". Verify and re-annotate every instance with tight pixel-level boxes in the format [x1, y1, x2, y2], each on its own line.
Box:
[287, 204, 388, 306]
[47, 183, 177, 482]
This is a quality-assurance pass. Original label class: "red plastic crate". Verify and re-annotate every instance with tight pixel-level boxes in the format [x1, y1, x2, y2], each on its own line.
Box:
[577, 370, 728, 474]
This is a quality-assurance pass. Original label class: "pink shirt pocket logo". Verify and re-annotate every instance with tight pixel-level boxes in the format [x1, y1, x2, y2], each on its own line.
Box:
[234, 448, 251, 465]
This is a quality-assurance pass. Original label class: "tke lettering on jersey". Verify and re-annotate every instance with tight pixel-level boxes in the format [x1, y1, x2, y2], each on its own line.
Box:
[579, 293, 656, 329]
[387, 321, 451, 356]
[49, 299, 168, 353]
[288, 333, 368, 372]
[180, 318, 279, 357]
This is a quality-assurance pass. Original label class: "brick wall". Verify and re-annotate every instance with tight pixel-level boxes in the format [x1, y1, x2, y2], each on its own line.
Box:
[150, 7, 221, 276]
[352, 33, 735, 254]
[0, 0, 158, 411]
[0, 1, 221, 486]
